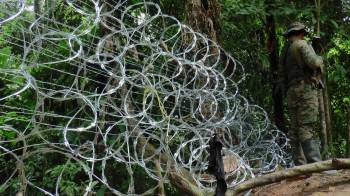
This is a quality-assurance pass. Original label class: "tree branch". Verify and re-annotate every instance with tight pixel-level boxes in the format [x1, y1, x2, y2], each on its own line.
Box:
[136, 136, 203, 196]
[227, 159, 350, 195]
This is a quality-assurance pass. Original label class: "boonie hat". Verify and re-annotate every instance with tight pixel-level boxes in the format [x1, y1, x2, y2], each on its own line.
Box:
[283, 22, 309, 37]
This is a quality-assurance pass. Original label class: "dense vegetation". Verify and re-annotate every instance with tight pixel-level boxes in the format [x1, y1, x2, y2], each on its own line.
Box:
[0, 0, 349, 195]
[159, 0, 350, 156]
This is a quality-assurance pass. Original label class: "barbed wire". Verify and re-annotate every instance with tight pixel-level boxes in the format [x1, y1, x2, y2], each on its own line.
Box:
[0, 0, 291, 195]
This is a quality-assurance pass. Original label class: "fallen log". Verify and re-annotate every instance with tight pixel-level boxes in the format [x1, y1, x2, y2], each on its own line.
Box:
[227, 158, 350, 195]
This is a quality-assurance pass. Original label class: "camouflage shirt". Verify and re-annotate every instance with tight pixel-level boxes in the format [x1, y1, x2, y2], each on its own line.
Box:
[280, 39, 324, 88]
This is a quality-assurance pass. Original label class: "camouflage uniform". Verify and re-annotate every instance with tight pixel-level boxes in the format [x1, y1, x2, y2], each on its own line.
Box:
[280, 22, 324, 165]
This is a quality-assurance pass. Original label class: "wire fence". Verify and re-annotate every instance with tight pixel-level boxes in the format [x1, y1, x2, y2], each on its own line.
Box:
[0, 0, 291, 195]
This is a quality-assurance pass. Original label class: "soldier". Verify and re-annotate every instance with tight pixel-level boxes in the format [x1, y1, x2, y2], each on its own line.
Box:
[279, 22, 324, 165]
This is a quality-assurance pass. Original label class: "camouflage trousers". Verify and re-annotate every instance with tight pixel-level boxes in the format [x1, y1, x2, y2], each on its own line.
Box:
[287, 80, 320, 164]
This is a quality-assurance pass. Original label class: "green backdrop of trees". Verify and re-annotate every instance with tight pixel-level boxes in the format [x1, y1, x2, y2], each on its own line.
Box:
[0, 0, 349, 195]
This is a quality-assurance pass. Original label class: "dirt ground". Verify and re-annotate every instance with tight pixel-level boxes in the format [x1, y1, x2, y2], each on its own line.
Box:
[250, 170, 350, 196]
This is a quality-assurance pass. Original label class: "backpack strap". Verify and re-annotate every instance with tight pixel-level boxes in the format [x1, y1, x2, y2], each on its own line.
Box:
[282, 40, 293, 87]
[283, 41, 293, 67]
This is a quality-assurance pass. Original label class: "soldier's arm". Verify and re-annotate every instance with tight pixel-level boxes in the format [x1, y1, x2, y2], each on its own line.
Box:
[297, 40, 324, 71]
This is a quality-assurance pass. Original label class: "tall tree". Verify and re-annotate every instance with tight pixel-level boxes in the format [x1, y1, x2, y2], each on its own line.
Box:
[265, 0, 287, 134]
[183, 1, 227, 195]
[184, 0, 221, 42]
[314, 0, 332, 155]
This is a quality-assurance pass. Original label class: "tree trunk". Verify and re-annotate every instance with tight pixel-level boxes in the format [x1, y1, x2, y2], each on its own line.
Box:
[265, 0, 287, 134]
[34, 0, 45, 49]
[184, 0, 221, 42]
[319, 91, 328, 153]
[183, 1, 225, 195]
[314, 0, 332, 157]
[323, 74, 332, 150]
[34, 0, 44, 18]
[183, 0, 222, 121]
[49, 0, 56, 18]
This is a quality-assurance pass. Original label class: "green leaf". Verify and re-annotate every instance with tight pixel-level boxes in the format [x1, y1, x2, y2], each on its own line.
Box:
[96, 187, 106, 196]
[0, 47, 11, 67]
[330, 19, 339, 29]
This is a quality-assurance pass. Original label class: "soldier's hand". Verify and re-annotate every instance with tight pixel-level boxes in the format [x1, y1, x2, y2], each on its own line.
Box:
[312, 36, 322, 53]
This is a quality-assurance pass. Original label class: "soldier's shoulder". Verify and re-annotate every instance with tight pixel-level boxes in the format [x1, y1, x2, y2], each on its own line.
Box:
[293, 40, 309, 48]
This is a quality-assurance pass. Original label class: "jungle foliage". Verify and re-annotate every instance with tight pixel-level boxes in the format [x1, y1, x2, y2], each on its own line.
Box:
[0, 0, 349, 195]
